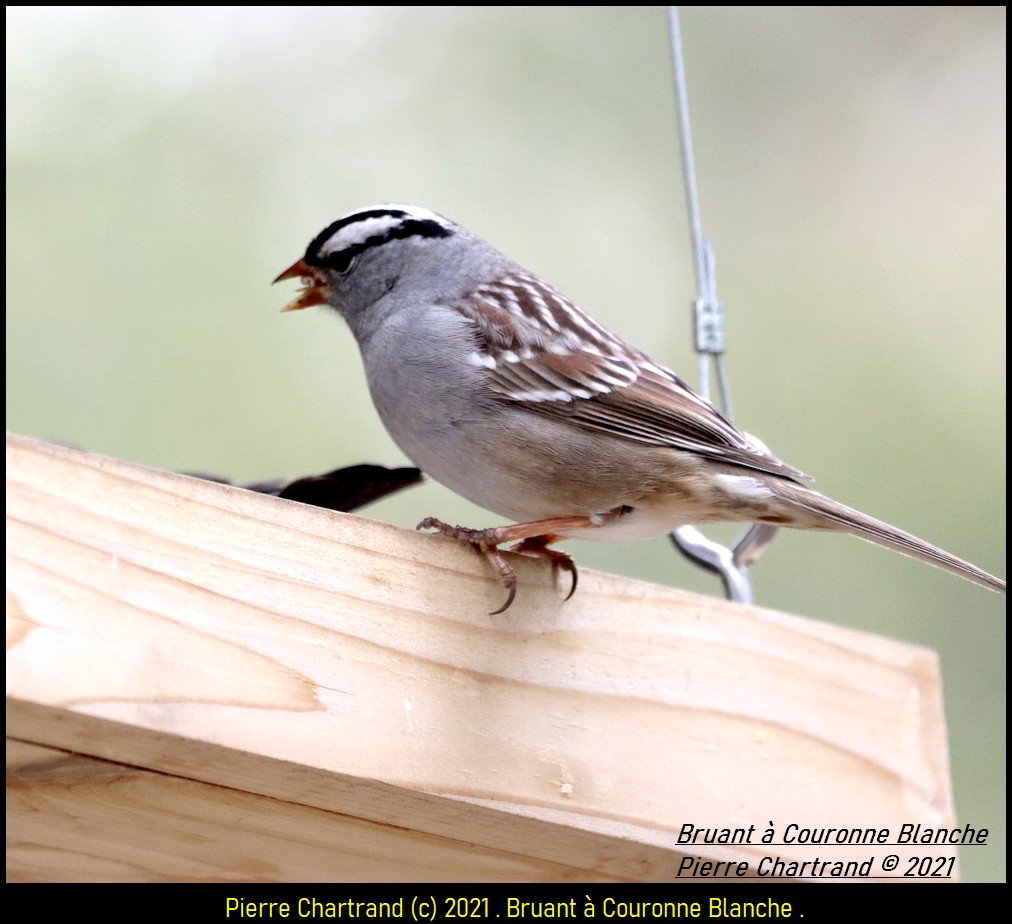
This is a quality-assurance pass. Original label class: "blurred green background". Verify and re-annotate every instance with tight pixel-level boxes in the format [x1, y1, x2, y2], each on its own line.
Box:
[6, 7, 1005, 881]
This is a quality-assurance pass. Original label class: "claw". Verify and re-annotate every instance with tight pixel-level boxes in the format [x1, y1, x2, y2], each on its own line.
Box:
[509, 536, 578, 601]
[475, 538, 520, 615]
[486, 552, 518, 615]
[562, 559, 579, 601]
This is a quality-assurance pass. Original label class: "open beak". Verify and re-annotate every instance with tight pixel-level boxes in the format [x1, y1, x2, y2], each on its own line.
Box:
[273, 258, 327, 312]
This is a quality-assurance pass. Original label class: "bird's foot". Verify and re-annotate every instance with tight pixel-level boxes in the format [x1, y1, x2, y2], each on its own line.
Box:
[507, 536, 578, 602]
[416, 517, 579, 614]
[417, 517, 520, 613]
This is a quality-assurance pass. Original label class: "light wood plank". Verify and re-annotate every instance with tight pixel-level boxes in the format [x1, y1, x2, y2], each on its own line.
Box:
[6, 434, 957, 881]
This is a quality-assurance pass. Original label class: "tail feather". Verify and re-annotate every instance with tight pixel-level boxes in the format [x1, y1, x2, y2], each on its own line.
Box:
[772, 482, 1005, 594]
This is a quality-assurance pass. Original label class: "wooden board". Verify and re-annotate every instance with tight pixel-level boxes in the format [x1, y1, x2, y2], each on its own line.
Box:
[6, 434, 957, 881]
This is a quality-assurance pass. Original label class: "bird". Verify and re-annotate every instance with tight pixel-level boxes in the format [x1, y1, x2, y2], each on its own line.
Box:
[274, 204, 1005, 611]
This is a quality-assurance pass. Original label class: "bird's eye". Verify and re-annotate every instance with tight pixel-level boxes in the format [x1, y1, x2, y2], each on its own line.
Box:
[324, 250, 358, 275]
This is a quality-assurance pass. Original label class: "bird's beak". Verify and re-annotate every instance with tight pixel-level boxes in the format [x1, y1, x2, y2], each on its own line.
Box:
[273, 258, 327, 312]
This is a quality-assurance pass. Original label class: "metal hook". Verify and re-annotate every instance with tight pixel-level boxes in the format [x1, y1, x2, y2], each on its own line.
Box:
[670, 524, 779, 606]
[667, 7, 779, 604]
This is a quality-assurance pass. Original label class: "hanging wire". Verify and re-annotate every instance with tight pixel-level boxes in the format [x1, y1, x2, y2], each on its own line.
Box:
[666, 7, 779, 606]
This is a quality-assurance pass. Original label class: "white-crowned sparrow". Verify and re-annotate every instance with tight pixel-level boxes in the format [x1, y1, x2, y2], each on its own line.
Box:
[275, 204, 1005, 611]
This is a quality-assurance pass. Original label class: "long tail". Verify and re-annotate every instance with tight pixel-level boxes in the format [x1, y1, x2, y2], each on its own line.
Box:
[771, 482, 1005, 594]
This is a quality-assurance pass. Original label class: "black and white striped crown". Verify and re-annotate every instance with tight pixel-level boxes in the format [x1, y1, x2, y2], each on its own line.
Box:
[305, 205, 455, 272]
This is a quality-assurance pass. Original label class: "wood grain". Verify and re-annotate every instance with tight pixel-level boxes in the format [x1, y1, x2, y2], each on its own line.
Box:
[6, 433, 957, 881]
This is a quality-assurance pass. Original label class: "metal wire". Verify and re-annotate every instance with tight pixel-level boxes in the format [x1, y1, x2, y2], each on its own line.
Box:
[666, 6, 778, 604]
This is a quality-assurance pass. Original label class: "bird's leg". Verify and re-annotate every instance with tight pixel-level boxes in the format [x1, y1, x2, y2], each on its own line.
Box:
[417, 510, 622, 613]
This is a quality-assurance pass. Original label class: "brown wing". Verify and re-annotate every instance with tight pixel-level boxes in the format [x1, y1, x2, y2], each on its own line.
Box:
[453, 271, 810, 483]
